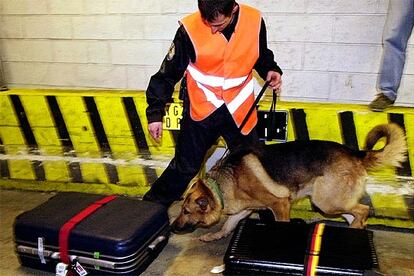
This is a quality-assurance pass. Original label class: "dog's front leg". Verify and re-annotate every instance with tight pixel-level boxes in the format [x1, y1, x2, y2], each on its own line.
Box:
[199, 210, 252, 242]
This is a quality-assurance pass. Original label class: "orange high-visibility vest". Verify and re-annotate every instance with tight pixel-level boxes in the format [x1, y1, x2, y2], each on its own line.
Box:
[180, 4, 261, 135]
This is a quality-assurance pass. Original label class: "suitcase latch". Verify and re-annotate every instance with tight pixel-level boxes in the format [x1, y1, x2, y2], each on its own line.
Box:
[148, 235, 167, 251]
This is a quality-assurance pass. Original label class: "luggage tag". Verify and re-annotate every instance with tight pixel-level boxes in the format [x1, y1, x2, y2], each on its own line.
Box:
[56, 259, 88, 276]
[70, 259, 88, 276]
[56, 262, 69, 276]
[37, 237, 46, 264]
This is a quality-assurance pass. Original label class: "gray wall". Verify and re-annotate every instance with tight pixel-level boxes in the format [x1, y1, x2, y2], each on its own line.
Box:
[0, 0, 412, 106]
[0, 57, 6, 90]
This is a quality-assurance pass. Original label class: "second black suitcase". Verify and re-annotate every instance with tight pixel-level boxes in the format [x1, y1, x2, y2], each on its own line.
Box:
[14, 192, 170, 275]
[224, 218, 378, 275]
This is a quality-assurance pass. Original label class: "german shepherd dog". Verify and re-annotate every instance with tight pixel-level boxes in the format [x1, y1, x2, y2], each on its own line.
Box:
[171, 124, 407, 242]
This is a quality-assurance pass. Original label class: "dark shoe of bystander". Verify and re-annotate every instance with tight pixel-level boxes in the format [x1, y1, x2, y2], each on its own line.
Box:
[368, 94, 394, 112]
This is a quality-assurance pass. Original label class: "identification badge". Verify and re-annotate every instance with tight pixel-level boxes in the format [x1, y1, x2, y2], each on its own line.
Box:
[163, 103, 183, 130]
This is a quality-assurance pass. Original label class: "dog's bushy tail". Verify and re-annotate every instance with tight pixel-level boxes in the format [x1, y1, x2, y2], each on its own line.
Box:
[363, 123, 407, 170]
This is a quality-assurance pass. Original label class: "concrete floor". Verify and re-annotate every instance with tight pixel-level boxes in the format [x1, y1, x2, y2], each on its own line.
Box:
[1, 189, 413, 276]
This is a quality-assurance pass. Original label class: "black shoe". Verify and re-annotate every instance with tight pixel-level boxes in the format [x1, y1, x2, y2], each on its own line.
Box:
[369, 94, 394, 112]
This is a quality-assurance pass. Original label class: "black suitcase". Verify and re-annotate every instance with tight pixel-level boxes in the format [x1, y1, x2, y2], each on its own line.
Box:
[14, 192, 170, 275]
[224, 219, 378, 275]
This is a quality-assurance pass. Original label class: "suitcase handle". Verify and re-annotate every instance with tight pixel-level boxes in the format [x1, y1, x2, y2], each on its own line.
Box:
[148, 235, 167, 251]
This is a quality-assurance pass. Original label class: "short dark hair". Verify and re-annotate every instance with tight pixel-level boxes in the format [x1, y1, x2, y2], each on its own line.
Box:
[198, 0, 236, 22]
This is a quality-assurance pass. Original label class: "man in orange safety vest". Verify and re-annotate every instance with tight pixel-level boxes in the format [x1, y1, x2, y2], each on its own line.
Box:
[144, 0, 283, 207]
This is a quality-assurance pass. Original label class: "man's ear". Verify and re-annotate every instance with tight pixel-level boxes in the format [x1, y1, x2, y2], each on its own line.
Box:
[232, 3, 239, 14]
[195, 196, 209, 211]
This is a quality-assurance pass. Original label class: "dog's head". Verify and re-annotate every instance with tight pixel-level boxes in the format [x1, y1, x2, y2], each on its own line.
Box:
[171, 179, 222, 234]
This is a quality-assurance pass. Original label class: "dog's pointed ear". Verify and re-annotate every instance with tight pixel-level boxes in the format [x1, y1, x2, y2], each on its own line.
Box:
[195, 196, 209, 211]
[199, 179, 218, 209]
[195, 179, 207, 188]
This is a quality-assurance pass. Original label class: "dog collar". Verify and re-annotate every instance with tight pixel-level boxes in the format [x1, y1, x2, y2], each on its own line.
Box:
[206, 178, 224, 209]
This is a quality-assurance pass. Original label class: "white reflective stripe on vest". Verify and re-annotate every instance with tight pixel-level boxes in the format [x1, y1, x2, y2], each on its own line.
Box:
[188, 64, 223, 87]
[187, 64, 248, 89]
[196, 82, 224, 108]
[227, 78, 254, 114]
[223, 75, 248, 90]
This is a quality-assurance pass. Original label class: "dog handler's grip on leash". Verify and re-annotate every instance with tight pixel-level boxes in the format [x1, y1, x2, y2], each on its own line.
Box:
[239, 70, 282, 132]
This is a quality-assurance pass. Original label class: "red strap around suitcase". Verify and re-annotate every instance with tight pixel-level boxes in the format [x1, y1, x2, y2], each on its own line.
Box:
[59, 195, 117, 264]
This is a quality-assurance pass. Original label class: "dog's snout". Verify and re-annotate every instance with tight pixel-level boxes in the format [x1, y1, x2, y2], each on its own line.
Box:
[171, 226, 196, 234]
[171, 219, 197, 234]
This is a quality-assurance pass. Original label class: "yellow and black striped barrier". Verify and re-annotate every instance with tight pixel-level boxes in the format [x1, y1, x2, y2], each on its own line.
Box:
[0, 89, 179, 190]
[0, 89, 413, 228]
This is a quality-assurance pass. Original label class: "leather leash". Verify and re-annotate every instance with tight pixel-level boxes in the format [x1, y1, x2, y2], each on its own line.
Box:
[238, 80, 270, 132]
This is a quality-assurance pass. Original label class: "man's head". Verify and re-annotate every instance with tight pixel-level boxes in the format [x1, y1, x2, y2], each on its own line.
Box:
[198, 0, 237, 34]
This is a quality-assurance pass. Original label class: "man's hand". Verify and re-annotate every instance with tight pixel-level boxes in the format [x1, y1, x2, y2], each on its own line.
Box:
[266, 71, 282, 95]
[148, 121, 163, 143]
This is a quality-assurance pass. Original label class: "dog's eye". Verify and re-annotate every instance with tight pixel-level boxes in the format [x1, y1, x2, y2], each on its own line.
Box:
[183, 209, 190, 215]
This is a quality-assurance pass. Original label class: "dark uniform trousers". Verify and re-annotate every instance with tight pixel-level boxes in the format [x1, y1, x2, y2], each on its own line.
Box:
[143, 104, 260, 207]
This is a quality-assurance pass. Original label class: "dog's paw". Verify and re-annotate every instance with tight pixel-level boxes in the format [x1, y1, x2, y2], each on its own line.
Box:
[198, 232, 225, 242]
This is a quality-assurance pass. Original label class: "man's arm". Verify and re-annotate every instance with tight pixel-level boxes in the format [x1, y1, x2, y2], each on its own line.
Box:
[146, 25, 192, 141]
[254, 18, 283, 91]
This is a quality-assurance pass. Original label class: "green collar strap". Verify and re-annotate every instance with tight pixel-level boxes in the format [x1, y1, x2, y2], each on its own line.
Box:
[205, 178, 224, 209]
